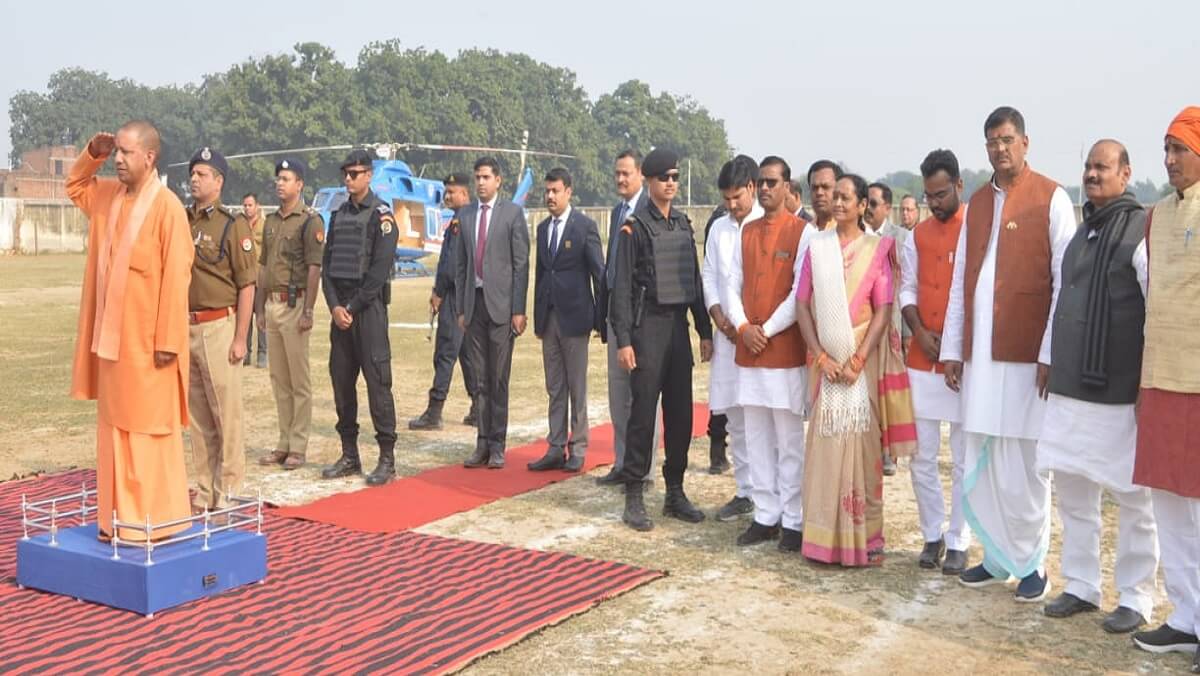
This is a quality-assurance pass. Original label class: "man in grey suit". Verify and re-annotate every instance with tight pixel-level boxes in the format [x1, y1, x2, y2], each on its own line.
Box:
[596, 150, 659, 485]
[528, 168, 605, 472]
[455, 157, 531, 469]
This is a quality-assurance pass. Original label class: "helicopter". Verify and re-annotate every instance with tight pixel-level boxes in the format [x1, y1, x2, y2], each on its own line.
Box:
[168, 134, 573, 276]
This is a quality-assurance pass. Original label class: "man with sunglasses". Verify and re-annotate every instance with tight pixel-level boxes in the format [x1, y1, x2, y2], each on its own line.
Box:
[900, 149, 970, 574]
[320, 149, 400, 486]
[611, 147, 714, 531]
[941, 106, 1076, 602]
[185, 147, 258, 514]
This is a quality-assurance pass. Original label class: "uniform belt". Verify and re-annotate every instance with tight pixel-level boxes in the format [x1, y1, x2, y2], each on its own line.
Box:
[188, 307, 234, 324]
[270, 289, 305, 302]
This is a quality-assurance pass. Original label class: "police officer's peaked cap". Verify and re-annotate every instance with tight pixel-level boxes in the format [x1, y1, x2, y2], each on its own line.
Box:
[641, 148, 679, 178]
[443, 172, 471, 187]
[275, 158, 306, 180]
[340, 149, 374, 170]
[189, 147, 229, 177]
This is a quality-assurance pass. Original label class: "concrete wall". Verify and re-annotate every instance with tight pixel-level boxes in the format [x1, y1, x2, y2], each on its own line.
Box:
[0, 199, 90, 254]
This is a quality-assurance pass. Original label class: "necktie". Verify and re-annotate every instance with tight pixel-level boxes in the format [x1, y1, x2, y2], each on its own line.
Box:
[475, 204, 489, 280]
[549, 218, 561, 259]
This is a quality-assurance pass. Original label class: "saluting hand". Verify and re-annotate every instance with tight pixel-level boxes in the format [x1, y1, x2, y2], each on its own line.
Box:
[88, 132, 116, 157]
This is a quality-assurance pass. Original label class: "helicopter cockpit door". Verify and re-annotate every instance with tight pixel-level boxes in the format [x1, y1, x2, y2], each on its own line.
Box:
[391, 199, 426, 250]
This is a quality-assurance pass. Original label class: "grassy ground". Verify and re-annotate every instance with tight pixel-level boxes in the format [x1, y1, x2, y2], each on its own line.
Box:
[0, 253, 1190, 674]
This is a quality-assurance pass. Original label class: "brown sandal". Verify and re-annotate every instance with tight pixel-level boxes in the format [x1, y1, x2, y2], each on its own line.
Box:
[258, 449, 289, 466]
[283, 453, 305, 470]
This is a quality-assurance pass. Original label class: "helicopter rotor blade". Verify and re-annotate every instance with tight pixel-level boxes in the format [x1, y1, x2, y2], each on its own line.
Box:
[165, 144, 358, 168]
[398, 143, 575, 159]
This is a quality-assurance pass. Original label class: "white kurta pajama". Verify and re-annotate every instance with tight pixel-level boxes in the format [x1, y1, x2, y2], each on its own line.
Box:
[899, 232, 970, 552]
[940, 183, 1075, 580]
[702, 203, 763, 499]
[724, 223, 815, 531]
[1036, 238, 1158, 617]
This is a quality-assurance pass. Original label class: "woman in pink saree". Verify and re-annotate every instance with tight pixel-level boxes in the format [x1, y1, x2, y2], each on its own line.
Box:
[793, 174, 916, 567]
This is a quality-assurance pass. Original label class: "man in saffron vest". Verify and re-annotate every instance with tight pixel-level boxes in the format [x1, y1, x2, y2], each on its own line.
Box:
[941, 106, 1076, 602]
[67, 122, 193, 541]
[1037, 139, 1157, 635]
[724, 156, 814, 552]
[701, 156, 762, 522]
[900, 149, 970, 574]
[1130, 107, 1200, 667]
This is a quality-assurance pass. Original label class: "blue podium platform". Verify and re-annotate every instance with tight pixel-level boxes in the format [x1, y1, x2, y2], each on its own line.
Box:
[16, 523, 267, 616]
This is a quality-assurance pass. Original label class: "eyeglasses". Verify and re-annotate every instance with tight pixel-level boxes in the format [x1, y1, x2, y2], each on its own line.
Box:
[757, 177, 782, 189]
[985, 135, 1020, 150]
[656, 172, 681, 183]
[342, 168, 369, 180]
[867, 199, 887, 208]
[924, 187, 954, 202]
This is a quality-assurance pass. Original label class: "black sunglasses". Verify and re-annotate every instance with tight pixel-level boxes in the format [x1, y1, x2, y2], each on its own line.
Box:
[656, 172, 681, 183]
[342, 168, 369, 180]
[757, 177, 782, 189]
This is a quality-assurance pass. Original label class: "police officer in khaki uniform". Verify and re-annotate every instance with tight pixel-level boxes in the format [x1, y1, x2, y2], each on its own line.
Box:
[256, 158, 324, 470]
[242, 192, 268, 368]
[186, 147, 258, 511]
[320, 149, 400, 485]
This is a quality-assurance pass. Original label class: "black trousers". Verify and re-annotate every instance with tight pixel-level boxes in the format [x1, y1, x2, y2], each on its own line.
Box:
[707, 412, 727, 443]
[429, 291, 477, 402]
[465, 288, 515, 454]
[618, 306, 694, 487]
[329, 297, 397, 455]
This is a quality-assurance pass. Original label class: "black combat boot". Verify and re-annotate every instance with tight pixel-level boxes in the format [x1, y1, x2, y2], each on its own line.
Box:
[322, 439, 362, 479]
[462, 398, 479, 426]
[408, 396, 445, 431]
[366, 446, 396, 486]
[663, 484, 706, 523]
[622, 481, 653, 532]
[708, 437, 730, 474]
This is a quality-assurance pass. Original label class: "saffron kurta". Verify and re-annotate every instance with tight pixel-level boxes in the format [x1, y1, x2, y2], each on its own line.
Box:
[67, 145, 194, 541]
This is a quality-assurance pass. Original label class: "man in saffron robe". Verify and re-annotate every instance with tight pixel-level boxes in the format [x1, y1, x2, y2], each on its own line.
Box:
[67, 122, 193, 541]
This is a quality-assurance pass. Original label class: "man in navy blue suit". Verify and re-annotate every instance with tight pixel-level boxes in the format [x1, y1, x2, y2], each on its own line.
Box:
[528, 168, 605, 472]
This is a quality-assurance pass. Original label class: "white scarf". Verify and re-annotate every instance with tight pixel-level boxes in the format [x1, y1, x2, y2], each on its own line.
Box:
[809, 229, 870, 437]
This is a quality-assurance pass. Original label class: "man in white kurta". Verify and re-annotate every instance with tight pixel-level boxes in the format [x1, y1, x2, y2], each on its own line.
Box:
[900, 149, 970, 574]
[724, 157, 815, 551]
[702, 156, 762, 522]
[941, 107, 1075, 603]
[1037, 140, 1157, 634]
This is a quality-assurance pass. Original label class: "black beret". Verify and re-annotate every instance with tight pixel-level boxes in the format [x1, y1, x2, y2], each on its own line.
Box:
[641, 148, 679, 178]
[443, 172, 472, 187]
[341, 148, 374, 169]
[275, 158, 306, 180]
[189, 147, 229, 177]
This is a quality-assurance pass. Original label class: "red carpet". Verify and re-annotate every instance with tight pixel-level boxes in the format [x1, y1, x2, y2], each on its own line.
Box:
[275, 403, 710, 532]
[1, 471, 663, 674]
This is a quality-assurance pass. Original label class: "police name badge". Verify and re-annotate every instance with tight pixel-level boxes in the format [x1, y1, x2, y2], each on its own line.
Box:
[241, 237, 253, 252]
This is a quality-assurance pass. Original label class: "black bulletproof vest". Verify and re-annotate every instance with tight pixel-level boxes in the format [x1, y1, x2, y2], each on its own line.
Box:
[327, 196, 376, 280]
[640, 211, 697, 305]
[1048, 212, 1146, 404]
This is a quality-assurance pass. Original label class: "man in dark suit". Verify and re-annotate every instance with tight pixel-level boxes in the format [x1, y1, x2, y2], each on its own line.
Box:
[595, 149, 659, 485]
[455, 157, 531, 469]
[528, 168, 605, 472]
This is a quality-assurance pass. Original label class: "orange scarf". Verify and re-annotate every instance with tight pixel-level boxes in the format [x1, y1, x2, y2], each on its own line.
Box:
[92, 174, 161, 361]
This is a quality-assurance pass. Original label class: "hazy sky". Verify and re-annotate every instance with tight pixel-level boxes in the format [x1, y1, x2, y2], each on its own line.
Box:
[3, 0, 1196, 188]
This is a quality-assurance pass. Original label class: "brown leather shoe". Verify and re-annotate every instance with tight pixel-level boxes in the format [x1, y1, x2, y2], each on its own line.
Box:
[283, 453, 305, 470]
[258, 449, 288, 466]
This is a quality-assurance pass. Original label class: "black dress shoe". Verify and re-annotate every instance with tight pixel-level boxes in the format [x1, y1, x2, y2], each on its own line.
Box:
[596, 467, 622, 485]
[918, 539, 946, 569]
[527, 448, 565, 471]
[563, 453, 584, 472]
[1044, 592, 1099, 618]
[463, 447, 489, 468]
[321, 455, 362, 479]
[365, 457, 396, 486]
[1102, 606, 1146, 634]
[737, 521, 780, 546]
[662, 486, 705, 523]
[487, 448, 505, 469]
[942, 549, 968, 575]
[1132, 623, 1199, 654]
[778, 527, 803, 552]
